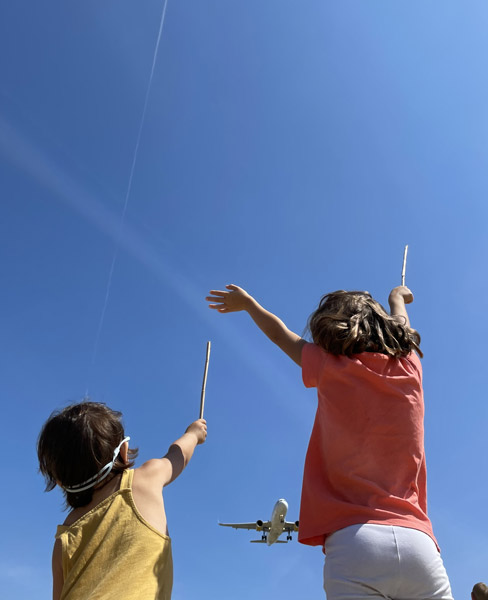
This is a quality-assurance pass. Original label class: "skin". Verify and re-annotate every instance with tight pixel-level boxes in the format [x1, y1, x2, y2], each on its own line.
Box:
[205, 284, 414, 366]
[207, 284, 306, 366]
[388, 285, 414, 328]
[52, 419, 207, 600]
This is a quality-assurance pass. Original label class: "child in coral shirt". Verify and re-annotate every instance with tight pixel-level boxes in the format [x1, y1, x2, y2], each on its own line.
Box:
[206, 283, 452, 600]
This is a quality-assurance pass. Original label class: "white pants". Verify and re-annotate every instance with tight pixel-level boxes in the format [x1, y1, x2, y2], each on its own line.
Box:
[323, 524, 453, 600]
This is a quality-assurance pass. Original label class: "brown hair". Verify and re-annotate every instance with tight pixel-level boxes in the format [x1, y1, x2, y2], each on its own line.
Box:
[37, 401, 138, 509]
[306, 290, 422, 358]
[473, 583, 488, 600]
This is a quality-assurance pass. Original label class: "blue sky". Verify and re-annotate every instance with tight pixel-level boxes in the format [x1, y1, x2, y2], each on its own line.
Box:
[1, 1, 488, 598]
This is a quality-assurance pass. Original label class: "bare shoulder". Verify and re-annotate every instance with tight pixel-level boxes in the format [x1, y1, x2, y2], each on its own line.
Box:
[134, 458, 173, 489]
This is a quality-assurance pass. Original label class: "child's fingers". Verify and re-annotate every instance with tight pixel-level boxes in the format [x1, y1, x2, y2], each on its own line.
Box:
[208, 290, 227, 296]
[206, 295, 226, 302]
[208, 303, 226, 310]
[226, 284, 240, 291]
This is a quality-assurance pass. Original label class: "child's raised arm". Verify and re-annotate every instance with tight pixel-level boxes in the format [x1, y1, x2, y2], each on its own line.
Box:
[138, 419, 207, 488]
[388, 285, 414, 328]
[206, 284, 305, 366]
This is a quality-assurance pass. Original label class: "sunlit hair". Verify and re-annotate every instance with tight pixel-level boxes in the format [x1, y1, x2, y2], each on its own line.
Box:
[306, 290, 422, 358]
[37, 401, 138, 509]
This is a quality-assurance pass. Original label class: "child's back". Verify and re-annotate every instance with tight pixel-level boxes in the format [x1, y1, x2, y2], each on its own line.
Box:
[300, 345, 432, 548]
[38, 402, 207, 600]
[206, 283, 452, 600]
[55, 469, 173, 600]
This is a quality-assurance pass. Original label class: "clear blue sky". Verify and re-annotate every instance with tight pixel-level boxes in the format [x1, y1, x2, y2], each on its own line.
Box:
[1, 1, 487, 598]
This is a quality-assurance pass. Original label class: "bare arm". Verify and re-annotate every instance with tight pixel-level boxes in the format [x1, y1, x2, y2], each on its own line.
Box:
[206, 284, 306, 366]
[137, 420, 207, 487]
[388, 285, 414, 328]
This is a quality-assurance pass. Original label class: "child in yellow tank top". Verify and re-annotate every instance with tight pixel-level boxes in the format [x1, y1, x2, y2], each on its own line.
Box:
[38, 401, 207, 600]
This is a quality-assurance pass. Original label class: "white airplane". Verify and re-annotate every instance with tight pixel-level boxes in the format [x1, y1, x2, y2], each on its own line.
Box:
[219, 499, 299, 545]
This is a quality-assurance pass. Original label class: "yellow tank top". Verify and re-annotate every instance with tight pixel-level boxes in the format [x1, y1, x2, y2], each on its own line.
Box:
[56, 469, 173, 600]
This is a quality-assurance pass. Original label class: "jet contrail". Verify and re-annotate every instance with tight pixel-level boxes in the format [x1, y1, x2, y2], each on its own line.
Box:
[91, 0, 171, 384]
[0, 116, 310, 426]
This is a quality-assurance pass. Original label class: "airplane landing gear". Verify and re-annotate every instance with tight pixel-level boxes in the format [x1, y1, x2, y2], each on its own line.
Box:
[262, 533, 268, 542]
[286, 534, 292, 541]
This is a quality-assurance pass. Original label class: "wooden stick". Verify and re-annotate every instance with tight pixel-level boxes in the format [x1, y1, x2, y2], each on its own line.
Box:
[401, 245, 408, 286]
[199, 341, 211, 419]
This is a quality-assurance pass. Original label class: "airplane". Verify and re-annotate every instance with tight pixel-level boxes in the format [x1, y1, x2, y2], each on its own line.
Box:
[219, 499, 299, 545]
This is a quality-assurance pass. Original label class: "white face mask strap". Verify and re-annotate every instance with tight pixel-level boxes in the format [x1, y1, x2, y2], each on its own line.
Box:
[63, 436, 130, 493]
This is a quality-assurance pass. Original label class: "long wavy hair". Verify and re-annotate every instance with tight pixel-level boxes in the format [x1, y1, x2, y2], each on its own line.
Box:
[306, 290, 422, 358]
[38, 401, 138, 509]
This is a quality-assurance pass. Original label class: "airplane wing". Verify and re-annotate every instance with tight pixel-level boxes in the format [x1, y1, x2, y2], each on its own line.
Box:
[219, 521, 271, 531]
[250, 539, 288, 544]
[282, 521, 299, 531]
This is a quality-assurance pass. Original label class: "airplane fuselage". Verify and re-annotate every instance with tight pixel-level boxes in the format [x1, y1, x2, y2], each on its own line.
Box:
[267, 499, 288, 545]
[218, 498, 298, 545]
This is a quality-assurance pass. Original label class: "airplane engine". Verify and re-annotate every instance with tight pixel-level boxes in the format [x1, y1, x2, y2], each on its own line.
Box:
[256, 520, 264, 531]
[294, 521, 299, 531]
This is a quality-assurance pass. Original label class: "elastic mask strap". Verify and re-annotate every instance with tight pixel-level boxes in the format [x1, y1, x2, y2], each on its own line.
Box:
[63, 436, 130, 493]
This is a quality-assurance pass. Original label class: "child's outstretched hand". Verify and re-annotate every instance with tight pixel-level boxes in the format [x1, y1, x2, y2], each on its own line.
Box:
[389, 286, 414, 305]
[185, 419, 207, 445]
[206, 284, 252, 313]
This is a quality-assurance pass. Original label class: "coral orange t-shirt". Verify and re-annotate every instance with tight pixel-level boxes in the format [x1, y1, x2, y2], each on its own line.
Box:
[298, 343, 437, 550]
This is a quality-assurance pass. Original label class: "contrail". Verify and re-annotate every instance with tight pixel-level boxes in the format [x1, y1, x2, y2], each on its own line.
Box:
[0, 116, 310, 427]
[90, 0, 171, 386]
